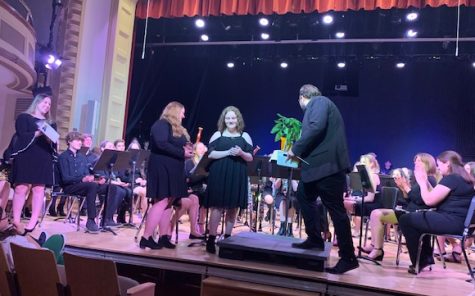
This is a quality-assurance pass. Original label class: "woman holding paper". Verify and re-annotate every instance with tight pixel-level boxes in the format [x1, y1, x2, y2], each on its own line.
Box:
[10, 93, 57, 235]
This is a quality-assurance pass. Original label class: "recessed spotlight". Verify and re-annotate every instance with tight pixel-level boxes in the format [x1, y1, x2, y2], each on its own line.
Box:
[322, 15, 333, 25]
[226, 62, 235, 68]
[335, 32, 345, 38]
[195, 19, 205, 28]
[396, 62, 405, 68]
[472, 62, 475, 68]
[337, 62, 346, 68]
[259, 17, 269, 26]
[200, 34, 209, 41]
[406, 12, 418, 21]
[260, 33, 270, 40]
[406, 29, 418, 38]
[280, 62, 288, 68]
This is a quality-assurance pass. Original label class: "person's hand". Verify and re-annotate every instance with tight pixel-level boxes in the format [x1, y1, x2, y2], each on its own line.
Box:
[414, 165, 428, 185]
[34, 130, 42, 138]
[232, 146, 243, 157]
[82, 175, 94, 182]
[97, 177, 106, 185]
[184, 145, 193, 158]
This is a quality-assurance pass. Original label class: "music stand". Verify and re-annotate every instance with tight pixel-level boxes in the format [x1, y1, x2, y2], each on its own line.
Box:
[272, 158, 301, 237]
[93, 149, 131, 235]
[187, 152, 211, 247]
[353, 164, 379, 265]
[123, 149, 150, 228]
[247, 156, 272, 232]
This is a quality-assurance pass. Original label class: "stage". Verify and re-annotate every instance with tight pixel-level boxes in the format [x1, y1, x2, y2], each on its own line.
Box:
[31, 216, 475, 296]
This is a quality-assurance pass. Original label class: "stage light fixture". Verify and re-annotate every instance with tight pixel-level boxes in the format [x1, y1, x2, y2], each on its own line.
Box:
[472, 62, 475, 68]
[195, 19, 205, 28]
[260, 33, 270, 40]
[226, 62, 235, 68]
[406, 29, 418, 38]
[44, 53, 62, 70]
[335, 32, 345, 38]
[259, 18, 269, 26]
[406, 12, 418, 21]
[322, 15, 333, 25]
[200, 34, 209, 41]
[396, 62, 405, 68]
[280, 62, 288, 68]
[337, 62, 346, 68]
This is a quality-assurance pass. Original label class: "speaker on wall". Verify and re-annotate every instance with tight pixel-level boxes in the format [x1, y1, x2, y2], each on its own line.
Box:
[323, 64, 359, 97]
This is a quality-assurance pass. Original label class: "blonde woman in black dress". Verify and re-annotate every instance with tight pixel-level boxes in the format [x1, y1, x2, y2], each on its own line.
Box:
[10, 94, 57, 235]
[140, 101, 193, 250]
[206, 106, 253, 253]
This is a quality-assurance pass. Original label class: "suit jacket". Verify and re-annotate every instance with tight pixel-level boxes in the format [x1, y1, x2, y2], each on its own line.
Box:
[291, 96, 351, 183]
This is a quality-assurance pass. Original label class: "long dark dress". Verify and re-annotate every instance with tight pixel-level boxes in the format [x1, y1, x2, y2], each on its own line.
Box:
[10, 113, 56, 186]
[206, 134, 253, 209]
[146, 119, 187, 201]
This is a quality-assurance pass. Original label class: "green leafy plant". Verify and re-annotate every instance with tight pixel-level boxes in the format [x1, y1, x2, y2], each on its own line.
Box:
[270, 113, 302, 151]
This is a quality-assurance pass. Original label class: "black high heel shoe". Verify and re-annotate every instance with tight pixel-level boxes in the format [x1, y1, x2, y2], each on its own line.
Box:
[357, 243, 374, 254]
[159, 235, 176, 249]
[16, 222, 38, 236]
[366, 248, 384, 261]
[139, 236, 162, 250]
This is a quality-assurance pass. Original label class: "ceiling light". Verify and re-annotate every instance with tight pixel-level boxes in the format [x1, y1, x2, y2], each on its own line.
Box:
[322, 15, 333, 25]
[396, 62, 405, 68]
[259, 18, 269, 26]
[406, 29, 417, 38]
[335, 32, 345, 38]
[280, 62, 288, 69]
[472, 62, 475, 68]
[195, 19, 205, 28]
[337, 62, 346, 68]
[200, 34, 209, 41]
[260, 33, 270, 40]
[406, 12, 418, 21]
[226, 62, 235, 68]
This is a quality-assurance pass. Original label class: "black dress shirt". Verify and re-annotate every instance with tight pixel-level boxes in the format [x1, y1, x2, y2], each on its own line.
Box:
[58, 149, 89, 186]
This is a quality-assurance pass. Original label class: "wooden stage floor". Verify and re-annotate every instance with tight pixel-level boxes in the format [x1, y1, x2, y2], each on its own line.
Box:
[28, 215, 475, 296]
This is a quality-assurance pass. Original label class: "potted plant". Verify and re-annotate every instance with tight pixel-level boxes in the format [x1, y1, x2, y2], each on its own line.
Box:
[270, 114, 302, 151]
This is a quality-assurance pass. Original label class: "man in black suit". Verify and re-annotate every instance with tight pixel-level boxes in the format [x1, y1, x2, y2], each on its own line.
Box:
[287, 84, 358, 274]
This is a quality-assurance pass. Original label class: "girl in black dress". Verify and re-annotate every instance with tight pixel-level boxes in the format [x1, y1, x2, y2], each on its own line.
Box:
[140, 101, 193, 250]
[205, 106, 253, 254]
[10, 94, 57, 235]
[399, 150, 475, 274]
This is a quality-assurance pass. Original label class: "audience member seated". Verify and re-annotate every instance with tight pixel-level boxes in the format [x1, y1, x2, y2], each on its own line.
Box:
[399, 151, 475, 274]
[360, 153, 437, 261]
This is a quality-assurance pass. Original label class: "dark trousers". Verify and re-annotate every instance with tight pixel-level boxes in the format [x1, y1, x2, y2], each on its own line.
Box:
[62, 182, 108, 220]
[399, 211, 464, 266]
[117, 186, 133, 217]
[296, 171, 355, 259]
[98, 184, 124, 220]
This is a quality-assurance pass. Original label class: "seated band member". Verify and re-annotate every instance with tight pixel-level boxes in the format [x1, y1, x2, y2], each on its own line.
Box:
[169, 193, 203, 239]
[128, 140, 148, 215]
[91, 141, 127, 227]
[58, 132, 112, 233]
[360, 153, 437, 261]
[344, 154, 381, 237]
[184, 142, 208, 234]
[399, 151, 475, 274]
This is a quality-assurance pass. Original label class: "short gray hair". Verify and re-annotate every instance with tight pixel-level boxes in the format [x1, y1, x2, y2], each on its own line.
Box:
[299, 84, 322, 98]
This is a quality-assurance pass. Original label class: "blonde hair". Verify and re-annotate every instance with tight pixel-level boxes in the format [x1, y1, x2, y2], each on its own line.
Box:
[25, 93, 52, 122]
[160, 101, 190, 141]
[359, 154, 380, 174]
[414, 153, 437, 176]
[217, 106, 245, 133]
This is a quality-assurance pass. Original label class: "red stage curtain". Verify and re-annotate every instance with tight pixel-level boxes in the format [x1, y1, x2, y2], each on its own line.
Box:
[136, 0, 475, 19]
